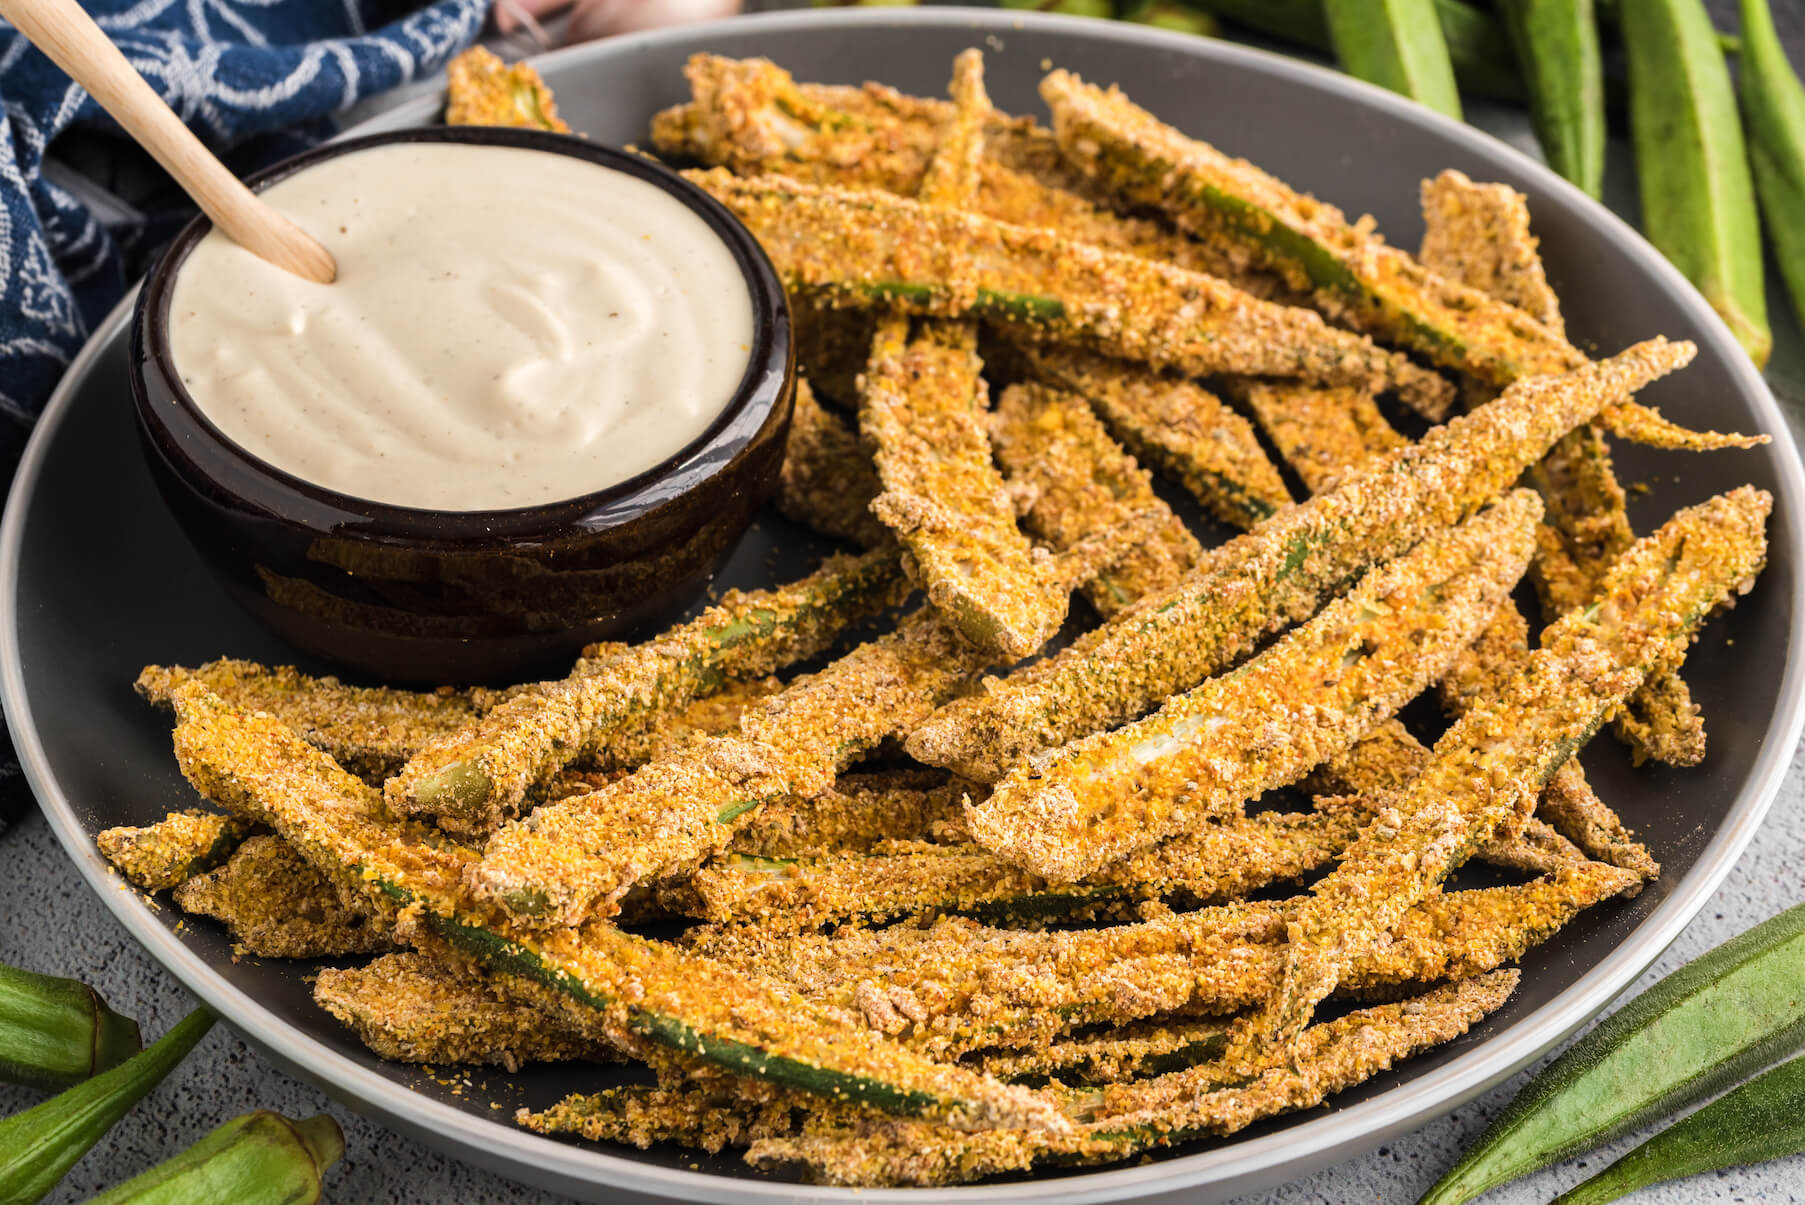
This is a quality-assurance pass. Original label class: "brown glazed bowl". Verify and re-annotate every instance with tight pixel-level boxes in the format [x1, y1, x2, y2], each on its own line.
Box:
[130, 127, 792, 685]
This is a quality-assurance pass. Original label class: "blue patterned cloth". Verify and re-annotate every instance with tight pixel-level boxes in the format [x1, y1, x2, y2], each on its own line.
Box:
[0, 0, 488, 831]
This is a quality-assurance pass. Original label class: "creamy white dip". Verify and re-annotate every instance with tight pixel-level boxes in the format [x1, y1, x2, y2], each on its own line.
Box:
[168, 142, 755, 511]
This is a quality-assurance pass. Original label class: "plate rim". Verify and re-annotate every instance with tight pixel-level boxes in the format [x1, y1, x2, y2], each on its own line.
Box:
[7, 8, 1805, 1203]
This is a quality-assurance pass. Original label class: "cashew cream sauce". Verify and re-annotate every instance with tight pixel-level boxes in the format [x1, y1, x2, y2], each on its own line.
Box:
[168, 142, 755, 511]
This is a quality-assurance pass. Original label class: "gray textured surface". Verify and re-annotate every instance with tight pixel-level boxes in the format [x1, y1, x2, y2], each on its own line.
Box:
[8, 12, 1805, 1205]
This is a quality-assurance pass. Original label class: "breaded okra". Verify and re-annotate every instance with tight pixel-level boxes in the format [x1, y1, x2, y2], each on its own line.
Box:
[651, 54, 1288, 297]
[777, 378, 887, 548]
[968, 491, 1539, 880]
[1265, 488, 1771, 1043]
[444, 46, 568, 132]
[468, 522, 1138, 930]
[675, 805, 1370, 928]
[744, 973, 1517, 1186]
[989, 381, 1200, 619]
[1013, 346, 1291, 530]
[730, 770, 967, 859]
[173, 835, 396, 959]
[97, 810, 249, 892]
[907, 340, 1693, 783]
[689, 170, 1453, 414]
[863, 321, 1062, 659]
[314, 953, 615, 1071]
[1416, 168, 1699, 779]
[387, 547, 909, 834]
[1043, 70, 1763, 453]
[1225, 379, 1405, 495]
[168, 685, 1068, 1134]
[860, 53, 1070, 659]
[136, 660, 500, 784]
[693, 864, 1632, 1057]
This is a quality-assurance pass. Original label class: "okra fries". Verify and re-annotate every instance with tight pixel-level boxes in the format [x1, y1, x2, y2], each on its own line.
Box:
[106, 50, 1784, 1190]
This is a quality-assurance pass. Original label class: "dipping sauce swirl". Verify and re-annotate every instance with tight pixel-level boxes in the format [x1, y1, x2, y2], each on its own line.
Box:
[168, 142, 755, 512]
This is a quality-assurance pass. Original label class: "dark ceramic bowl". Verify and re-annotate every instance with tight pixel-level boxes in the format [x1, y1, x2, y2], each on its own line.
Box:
[130, 127, 792, 685]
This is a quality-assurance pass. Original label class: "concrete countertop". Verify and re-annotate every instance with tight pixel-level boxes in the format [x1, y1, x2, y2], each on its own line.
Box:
[6, 13, 1805, 1205]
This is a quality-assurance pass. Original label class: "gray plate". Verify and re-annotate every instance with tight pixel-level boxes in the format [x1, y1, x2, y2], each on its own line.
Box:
[5, 9, 1805, 1204]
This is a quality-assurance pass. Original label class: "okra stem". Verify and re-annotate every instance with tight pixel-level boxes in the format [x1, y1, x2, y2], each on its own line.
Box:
[0, 1009, 214, 1205]
[0, 964, 141, 1093]
[79, 1111, 343, 1205]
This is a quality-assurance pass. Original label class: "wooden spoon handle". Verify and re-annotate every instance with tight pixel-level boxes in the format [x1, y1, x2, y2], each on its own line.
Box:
[0, 0, 337, 283]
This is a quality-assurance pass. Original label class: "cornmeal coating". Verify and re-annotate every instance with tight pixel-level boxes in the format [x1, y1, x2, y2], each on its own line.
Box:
[521, 1083, 800, 1153]
[862, 321, 1064, 659]
[1015, 346, 1291, 531]
[676, 806, 1369, 928]
[730, 770, 966, 859]
[990, 381, 1201, 618]
[906, 340, 1693, 783]
[168, 685, 1066, 1134]
[692, 865, 1628, 1058]
[137, 660, 495, 784]
[968, 490, 1539, 881]
[98, 809, 248, 892]
[469, 523, 1138, 930]
[1265, 489, 1770, 1043]
[1419, 169, 1564, 335]
[173, 835, 395, 959]
[387, 548, 908, 834]
[444, 47, 568, 132]
[1415, 169, 1707, 774]
[969, 1016, 1232, 1086]
[314, 953, 613, 1071]
[650, 54, 1288, 297]
[1227, 379, 1404, 495]
[777, 378, 887, 548]
[689, 170, 1452, 414]
[745, 973, 1517, 1185]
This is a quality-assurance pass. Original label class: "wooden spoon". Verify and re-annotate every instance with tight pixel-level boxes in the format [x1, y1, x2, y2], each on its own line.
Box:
[0, 0, 337, 283]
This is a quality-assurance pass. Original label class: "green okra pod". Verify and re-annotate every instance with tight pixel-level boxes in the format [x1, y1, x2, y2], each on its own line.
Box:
[1622, 0, 1770, 365]
[1737, 0, 1805, 335]
[0, 963, 141, 1094]
[1499, 0, 1605, 198]
[1551, 1051, 1805, 1204]
[79, 1111, 343, 1205]
[0, 1008, 214, 1205]
[1418, 897, 1805, 1204]
[1324, 0, 1464, 118]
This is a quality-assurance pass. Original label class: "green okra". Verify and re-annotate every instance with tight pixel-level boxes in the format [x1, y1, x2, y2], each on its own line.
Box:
[1551, 1051, 1805, 1204]
[969, 490, 1541, 881]
[1325, 0, 1463, 118]
[1184, 0, 1524, 101]
[1419, 897, 1805, 1204]
[386, 546, 910, 835]
[0, 964, 140, 1094]
[1500, 0, 1605, 198]
[1738, 0, 1805, 337]
[169, 686, 1066, 1135]
[907, 340, 1692, 784]
[80, 1111, 342, 1205]
[0, 1009, 215, 1205]
[1622, 0, 1770, 365]
[690, 170, 1454, 416]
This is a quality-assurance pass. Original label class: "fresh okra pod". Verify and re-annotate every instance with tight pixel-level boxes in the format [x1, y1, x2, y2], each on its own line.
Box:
[79, 1111, 343, 1205]
[0, 1008, 215, 1205]
[0, 962, 141, 1093]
